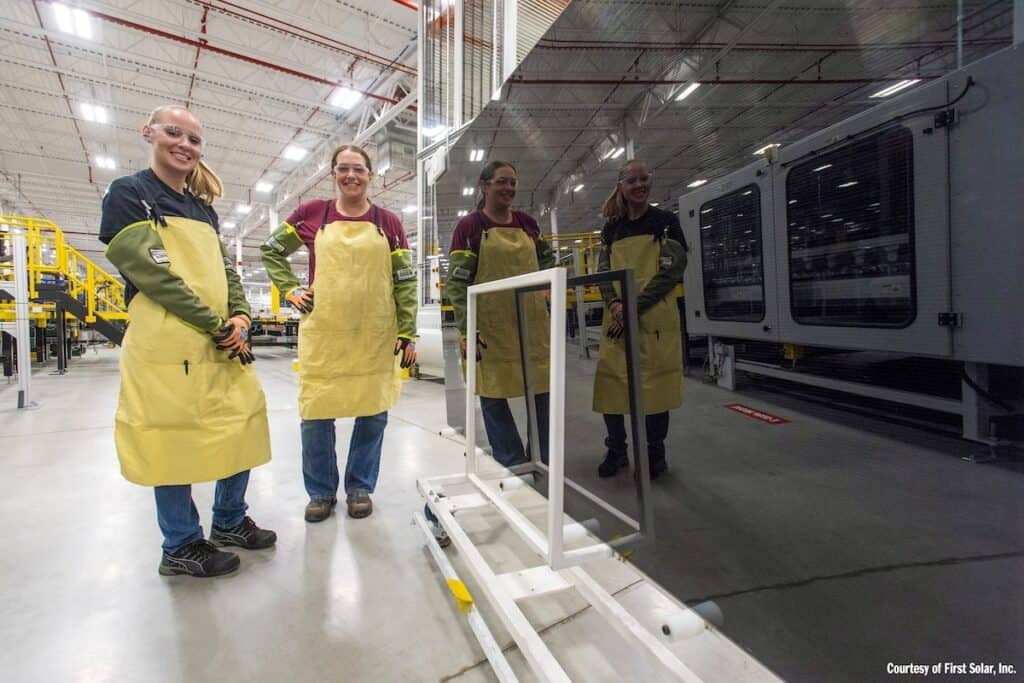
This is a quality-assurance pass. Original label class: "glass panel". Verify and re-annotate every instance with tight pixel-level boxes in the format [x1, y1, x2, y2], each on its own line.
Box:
[699, 184, 765, 322]
[786, 127, 916, 327]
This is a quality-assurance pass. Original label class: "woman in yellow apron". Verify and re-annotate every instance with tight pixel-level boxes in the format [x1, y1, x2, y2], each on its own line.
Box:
[261, 145, 417, 523]
[100, 105, 274, 578]
[593, 160, 688, 480]
[445, 161, 555, 466]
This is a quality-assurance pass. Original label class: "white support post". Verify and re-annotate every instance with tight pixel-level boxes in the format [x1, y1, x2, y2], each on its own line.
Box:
[453, 0, 464, 129]
[545, 267, 567, 568]
[549, 207, 558, 237]
[1016, 0, 1023, 45]
[10, 232, 33, 409]
[503, 0, 518, 81]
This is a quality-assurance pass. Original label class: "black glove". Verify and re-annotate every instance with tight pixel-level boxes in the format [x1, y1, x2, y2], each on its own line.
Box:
[286, 287, 314, 314]
[229, 342, 255, 365]
[394, 338, 416, 369]
[460, 334, 487, 361]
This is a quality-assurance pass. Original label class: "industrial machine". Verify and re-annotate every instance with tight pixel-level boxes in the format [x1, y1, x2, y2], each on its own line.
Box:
[679, 45, 1024, 444]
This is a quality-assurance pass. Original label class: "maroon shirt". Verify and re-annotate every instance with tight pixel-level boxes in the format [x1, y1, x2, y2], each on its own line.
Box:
[286, 199, 408, 286]
[449, 209, 540, 254]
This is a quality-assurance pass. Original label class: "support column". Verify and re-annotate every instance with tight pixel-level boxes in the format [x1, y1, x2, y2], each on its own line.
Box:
[1016, 0, 1023, 45]
[11, 232, 34, 408]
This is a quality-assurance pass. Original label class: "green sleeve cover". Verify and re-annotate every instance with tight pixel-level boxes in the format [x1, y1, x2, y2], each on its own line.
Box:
[446, 249, 478, 336]
[637, 238, 687, 315]
[105, 222, 222, 332]
[536, 238, 555, 269]
[391, 249, 418, 339]
[259, 222, 304, 295]
[219, 239, 251, 319]
[596, 244, 619, 307]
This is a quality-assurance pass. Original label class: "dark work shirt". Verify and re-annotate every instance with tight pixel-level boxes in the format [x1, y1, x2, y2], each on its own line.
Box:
[449, 210, 541, 254]
[99, 168, 220, 302]
[601, 205, 687, 250]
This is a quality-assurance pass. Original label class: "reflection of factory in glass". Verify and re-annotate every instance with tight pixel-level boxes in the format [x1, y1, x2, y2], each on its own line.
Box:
[680, 44, 1023, 442]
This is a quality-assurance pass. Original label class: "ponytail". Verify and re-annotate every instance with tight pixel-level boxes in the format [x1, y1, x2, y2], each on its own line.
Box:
[186, 159, 223, 204]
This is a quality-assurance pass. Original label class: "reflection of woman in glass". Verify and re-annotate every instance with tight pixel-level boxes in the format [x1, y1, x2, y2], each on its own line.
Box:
[593, 160, 687, 480]
[446, 161, 555, 466]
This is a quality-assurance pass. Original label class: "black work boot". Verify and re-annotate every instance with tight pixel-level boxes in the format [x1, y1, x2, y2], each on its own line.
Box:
[159, 539, 240, 577]
[210, 516, 277, 550]
[598, 449, 629, 478]
[648, 446, 668, 480]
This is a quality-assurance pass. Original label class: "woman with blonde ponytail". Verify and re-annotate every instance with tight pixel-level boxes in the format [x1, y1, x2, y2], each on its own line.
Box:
[593, 159, 688, 481]
[99, 105, 275, 578]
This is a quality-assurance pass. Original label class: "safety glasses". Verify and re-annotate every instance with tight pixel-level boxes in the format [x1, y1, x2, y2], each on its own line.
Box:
[333, 164, 370, 176]
[487, 177, 517, 188]
[619, 172, 653, 187]
[150, 123, 204, 148]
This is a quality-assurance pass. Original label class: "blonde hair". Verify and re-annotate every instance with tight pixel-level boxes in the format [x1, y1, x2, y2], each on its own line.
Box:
[600, 159, 646, 221]
[147, 105, 223, 204]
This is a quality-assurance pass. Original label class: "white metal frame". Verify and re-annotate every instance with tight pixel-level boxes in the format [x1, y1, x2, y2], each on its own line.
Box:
[416, 266, 719, 682]
[0, 231, 34, 409]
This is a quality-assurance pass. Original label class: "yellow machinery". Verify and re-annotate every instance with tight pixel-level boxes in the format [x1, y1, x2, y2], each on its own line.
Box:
[0, 215, 128, 348]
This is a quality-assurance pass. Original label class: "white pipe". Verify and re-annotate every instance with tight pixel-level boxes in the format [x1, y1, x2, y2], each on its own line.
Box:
[546, 266, 567, 568]
[11, 232, 32, 408]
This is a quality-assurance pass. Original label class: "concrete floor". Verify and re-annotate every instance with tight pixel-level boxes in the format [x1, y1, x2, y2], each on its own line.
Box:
[0, 347, 775, 683]
[2, 346, 1022, 682]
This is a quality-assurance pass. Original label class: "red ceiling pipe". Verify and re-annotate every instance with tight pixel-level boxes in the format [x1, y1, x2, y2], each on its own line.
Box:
[192, 0, 416, 76]
[184, 6, 209, 107]
[37, 1, 402, 106]
[535, 38, 1007, 52]
[393, 0, 418, 10]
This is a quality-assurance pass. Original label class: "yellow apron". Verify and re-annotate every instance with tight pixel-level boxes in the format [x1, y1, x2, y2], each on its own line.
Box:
[298, 214, 401, 419]
[115, 217, 271, 486]
[593, 234, 683, 415]
[474, 226, 550, 398]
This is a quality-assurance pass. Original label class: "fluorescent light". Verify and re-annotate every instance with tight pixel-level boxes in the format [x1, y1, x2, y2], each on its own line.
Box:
[73, 7, 91, 39]
[470, 149, 485, 162]
[94, 156, 116, 169]
[402, 205, 417, 214]
[283, 145, 308, 161]
[573, 184, 585, 192]
[423, 125, 448, 140]
[837, 181, 859, 188]
[602, 146, 625, 161]
[675, 82, 701, 101]
[650, 202, 659, 206]
[462, 187, 474, 196]
[80, 103, 108, 124]
[54, 4, 92, 39]
[376, 163, 390, 176]
[687, 179, 708, 188]
[329, 86, 363, 110]
[812, 164, 832, 172]
[457, 210, 468, 217]
[870, 79, 920, 99]
[255, 181, 274, 193]
[235, 204, 252, 214]
[53, 3, 73, 33]
[223, 221, 236, 229]
[753, 143, 780, 156]
[788, 199, 797, 205]
[573, 239, 582, 244]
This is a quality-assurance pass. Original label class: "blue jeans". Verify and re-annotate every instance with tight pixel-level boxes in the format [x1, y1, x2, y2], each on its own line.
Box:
[480, 393, 550, 467]
[301, 412, 388, 502]
[604, 411, 670, 462]
[154, 469, 250, 553]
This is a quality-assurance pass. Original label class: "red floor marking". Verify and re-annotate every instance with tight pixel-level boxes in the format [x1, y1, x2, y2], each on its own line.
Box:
[723, 403, 790, 425]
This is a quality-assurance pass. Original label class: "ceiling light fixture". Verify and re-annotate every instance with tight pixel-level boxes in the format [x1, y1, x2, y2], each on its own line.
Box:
[812, 164, 832, 172]
[457, 210, 468, 217]
[402, 205, 418, 214]
[470, 149, 485, 162]
[573, 184, 584, 192]
[687, 179, 708, 188]
[223, 221, 236, 229]
[235, 204, 252, 214]
[837, 181, 859, 188]
[80, 103, 108, 124]
[602, 146, 625, 161]
[753, 143, 780, 156]
[870, 79, 920, 99]
[675, 82, 701, 101]
[54, 4, 92, 39]
[94, 156, 116, 169]
[462, 187, 474, 196]
[329, 86, 363, 110]
[283, 145, 308, 161]
[255, 181, 274, 193]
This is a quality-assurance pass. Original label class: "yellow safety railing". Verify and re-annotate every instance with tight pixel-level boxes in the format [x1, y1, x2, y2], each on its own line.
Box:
[0, 214, 128, 323]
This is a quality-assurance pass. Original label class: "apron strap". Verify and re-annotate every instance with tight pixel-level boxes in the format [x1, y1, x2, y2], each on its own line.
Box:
[318, 201, 332, 231]
[132, 176, 168, 227]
